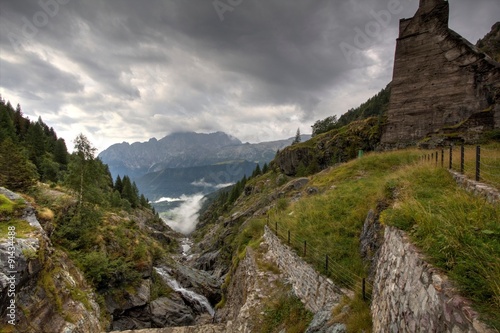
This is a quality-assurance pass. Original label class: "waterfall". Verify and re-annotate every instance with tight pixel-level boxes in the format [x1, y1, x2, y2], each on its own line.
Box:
[154, 267, 215, 317]
[181, 238, 192, 257]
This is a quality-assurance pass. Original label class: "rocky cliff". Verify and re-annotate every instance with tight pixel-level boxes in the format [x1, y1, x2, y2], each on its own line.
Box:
[0, 185, 225, 332]
[274, 117, 382, 176]
[0, 187, 102, 333]
[380, 0, 500, 148]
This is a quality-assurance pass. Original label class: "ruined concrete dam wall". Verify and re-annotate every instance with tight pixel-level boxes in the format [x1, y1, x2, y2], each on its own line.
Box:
[381, 0, 500, 148]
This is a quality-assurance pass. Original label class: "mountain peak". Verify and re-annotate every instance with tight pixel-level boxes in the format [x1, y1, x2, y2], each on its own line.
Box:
[159, 131, 242, 146]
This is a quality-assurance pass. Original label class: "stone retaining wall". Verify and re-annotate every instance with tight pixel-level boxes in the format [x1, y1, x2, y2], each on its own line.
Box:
[371, 226, 493, 333]
[263, 226, 344, 313]
[450, 170, 500, 205]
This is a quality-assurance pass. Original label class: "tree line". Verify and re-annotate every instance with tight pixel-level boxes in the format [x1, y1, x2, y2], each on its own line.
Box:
[311, 85, 390, 137]
[0, 97, 150, 211]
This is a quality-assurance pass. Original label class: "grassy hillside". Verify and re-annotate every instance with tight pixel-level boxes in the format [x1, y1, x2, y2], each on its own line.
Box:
[203, 144, 500, 331]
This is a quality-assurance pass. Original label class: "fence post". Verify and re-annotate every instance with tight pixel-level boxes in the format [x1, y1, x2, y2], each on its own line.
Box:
[435, 151, 438, 166]
[288, 230, 290, 246]
[275, 221, 278, 236]
[449, 145, 453, 170]
[476, 146, 481, 182]
[460, 144, 465, 174]
[303, 241, 307, 257]
[441, 149, 444, 168]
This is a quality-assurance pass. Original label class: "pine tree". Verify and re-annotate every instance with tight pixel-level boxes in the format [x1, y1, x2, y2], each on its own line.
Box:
[53, 138, 68, 166]
[13, 104, 29, 140]
[114, 175, 123, 194]
[131, 181, 140, 208]
[65, 134, 100, 207]
[0, 139, 38, 191]
[121, 176, 139, 207]
[140, 194, 149, 208]
[25, 121, 46, 169]
[262, 163, 269, 174]
[0, 107, 16, 143]
[252, 164, 262, 178]
[292, 128, 301, 145]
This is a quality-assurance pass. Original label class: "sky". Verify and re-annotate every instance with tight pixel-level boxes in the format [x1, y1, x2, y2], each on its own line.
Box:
[1, 0, 499, 153]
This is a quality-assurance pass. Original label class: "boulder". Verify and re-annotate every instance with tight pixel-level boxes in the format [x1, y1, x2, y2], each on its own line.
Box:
[149, 297, 195, 327]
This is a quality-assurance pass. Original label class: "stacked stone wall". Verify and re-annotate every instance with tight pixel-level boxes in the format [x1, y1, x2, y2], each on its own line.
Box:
[263, 226, 344, 313]
[371, 227, 493, 333]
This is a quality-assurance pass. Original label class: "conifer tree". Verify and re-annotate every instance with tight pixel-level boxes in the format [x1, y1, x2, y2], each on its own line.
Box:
[252, 164, 262, 178]
[140, 194, 149, 208]
[114, 175, 123, 194]
[25, 121, 46, 169]
[0, 139, 38, 191]
[13, 104, 29, 140]
[53, 138, 69, 166]
[0, 107, 16, 143]
[121, 175, 139, 207]
[65, 134, 101, 207]
[292, 128, 301, 145]
[262, 163, 269, 174]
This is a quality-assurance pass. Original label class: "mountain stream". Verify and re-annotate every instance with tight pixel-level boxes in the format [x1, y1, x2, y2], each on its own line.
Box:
[154, 267, 215, 317]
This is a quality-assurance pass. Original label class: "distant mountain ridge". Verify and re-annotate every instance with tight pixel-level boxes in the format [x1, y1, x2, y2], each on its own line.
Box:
[99, 131, 310, 180]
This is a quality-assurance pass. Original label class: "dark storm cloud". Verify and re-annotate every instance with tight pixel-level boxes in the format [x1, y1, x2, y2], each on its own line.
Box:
[0, 0, 498, 151]
[0, 51, 83, 96]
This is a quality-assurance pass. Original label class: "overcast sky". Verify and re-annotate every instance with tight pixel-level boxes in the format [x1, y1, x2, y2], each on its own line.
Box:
[0, 0, 498, 152]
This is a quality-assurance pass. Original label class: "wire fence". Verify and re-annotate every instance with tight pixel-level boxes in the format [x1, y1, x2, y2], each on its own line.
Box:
[262, 144, 498, 304]
[419, 144, 500, 189]
[267, 219, 372, 301]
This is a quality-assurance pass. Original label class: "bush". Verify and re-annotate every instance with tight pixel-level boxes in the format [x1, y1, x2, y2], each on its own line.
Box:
[80, 251, 141, 291]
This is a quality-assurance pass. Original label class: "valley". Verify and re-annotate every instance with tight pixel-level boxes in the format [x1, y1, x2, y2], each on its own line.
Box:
[1, 0, 500, 332]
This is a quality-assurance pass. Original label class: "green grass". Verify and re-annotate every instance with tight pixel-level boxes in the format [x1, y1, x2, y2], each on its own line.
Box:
[439, 143, 500, 189]
[268, 150, 420, 289]
[209, 146, 500, 331]
[0, 194, 25, 218]
[333, 291, 373, 333]
[0, 219, 36, 238]
[0, 194, 36, 238]
[260, 284, 313, 333]
[381, 164, 500, 329]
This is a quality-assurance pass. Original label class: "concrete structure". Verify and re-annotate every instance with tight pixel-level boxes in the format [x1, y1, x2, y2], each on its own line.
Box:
[381, 0, 500, 148]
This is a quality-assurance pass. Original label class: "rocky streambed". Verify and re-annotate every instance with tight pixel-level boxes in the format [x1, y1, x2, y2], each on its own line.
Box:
[108, 235, 222, 331]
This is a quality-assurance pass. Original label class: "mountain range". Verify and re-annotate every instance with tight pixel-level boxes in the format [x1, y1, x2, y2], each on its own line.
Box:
[98, 131, 310, 202]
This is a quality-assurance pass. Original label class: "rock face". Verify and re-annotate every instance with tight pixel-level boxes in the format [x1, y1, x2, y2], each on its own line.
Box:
[0, 187, 102, 333]
[275, 118, 382, 176]
[381, 0, 500, 148]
